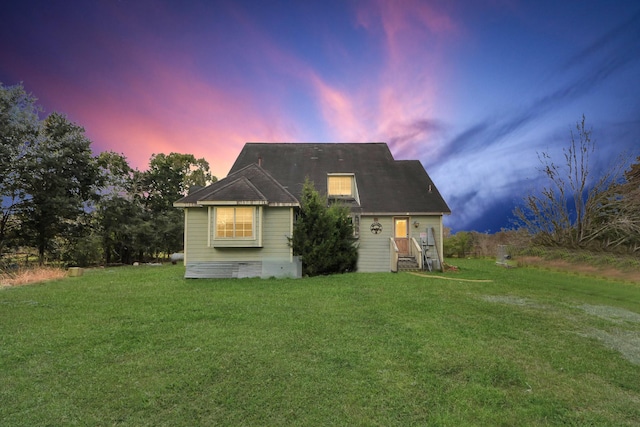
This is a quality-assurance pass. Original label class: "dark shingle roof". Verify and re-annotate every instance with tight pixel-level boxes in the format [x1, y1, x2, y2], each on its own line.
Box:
[174, 163, 298, 207]
[228, 143, 451, 214]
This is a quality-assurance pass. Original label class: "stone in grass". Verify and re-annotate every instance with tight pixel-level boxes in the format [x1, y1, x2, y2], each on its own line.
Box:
[68, 267, 83, 277]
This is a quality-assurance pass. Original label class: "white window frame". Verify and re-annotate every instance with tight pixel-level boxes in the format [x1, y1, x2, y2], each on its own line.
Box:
[214, 206, 255, 239]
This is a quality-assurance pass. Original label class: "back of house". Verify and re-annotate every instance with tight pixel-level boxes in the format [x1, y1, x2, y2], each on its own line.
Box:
[174, 142, 451, 278]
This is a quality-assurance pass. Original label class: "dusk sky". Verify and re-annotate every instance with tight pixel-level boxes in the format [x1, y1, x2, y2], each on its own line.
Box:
[2, 0, 639, 232]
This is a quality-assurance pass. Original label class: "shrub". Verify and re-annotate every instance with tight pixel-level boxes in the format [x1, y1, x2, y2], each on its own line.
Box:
[290, 179, 357, 276]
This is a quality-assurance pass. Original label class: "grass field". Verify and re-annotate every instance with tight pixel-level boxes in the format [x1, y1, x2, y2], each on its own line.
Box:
[1, 260, 639, 426]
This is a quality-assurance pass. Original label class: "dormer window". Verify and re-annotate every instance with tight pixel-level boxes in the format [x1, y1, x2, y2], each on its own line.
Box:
[328, 174, 355, 197]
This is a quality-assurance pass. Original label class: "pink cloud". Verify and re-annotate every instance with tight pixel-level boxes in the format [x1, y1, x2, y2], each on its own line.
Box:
[255, 0, 458, 158]
[307, 73, 370, 141]
[356, 0, 458, 62]
[6, 2, 304, 179]
[25, 48, 298, 179]
[80, 78, 293, 178]
[350, 1, 461, 157]
[8, 0, 461, 179]
[214, 11, 373, 143]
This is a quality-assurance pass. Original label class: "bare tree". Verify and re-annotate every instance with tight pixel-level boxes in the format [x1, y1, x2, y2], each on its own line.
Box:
[587, 157, 640, 251]
[514, 116, 626, 248]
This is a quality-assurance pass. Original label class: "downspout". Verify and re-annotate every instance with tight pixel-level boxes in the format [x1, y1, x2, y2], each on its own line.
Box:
[438, 216, 445, 271]
[289, 207, 294, 263]
[258, 206, 263, 247]
[207, 206, 212, 248]
[183, 209, 188, 266]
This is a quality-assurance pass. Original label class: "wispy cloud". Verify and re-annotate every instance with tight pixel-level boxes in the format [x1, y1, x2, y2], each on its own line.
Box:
[386, 119, 445, 159]
[356, 0, 458, 60]
[432, 7, 640, 230]
[307, 73, 368, 141]
[562, 9, 640, 71]
[302, 0, 458, 155]
[2, 0, 638, 232]
[441, 6, 640, 163]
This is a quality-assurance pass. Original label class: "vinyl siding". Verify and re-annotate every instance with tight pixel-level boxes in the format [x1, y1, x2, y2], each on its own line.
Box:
[409, 215, 445, 266]
[408, 216, 443, 241]
[260, 207, 294, 260]
[184, 208, 209, 262]
[185, 207, 443, 273]
[183, 206, 292, 263]
[356, 216, 393, 272]
[356, 214, 444, 273]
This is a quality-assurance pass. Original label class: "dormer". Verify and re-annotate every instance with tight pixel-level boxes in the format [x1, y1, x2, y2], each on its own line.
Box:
[327, 173, 360, 204]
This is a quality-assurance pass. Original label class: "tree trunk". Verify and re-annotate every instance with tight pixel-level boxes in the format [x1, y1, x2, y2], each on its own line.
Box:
[38, 242, 45, 266]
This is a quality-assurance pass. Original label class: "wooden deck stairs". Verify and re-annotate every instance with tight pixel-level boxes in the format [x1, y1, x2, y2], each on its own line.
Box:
[397, 256, 420, 271]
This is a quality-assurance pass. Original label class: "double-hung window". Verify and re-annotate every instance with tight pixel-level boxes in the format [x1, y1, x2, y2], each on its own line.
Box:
[215, 207, 254, 238]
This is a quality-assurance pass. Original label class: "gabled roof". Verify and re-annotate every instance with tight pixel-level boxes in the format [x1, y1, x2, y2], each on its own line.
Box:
[174, 163, 299, 207]
[229, 142, 451, 215]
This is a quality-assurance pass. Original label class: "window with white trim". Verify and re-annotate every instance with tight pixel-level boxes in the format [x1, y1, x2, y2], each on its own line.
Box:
[215, 207, 254, 238]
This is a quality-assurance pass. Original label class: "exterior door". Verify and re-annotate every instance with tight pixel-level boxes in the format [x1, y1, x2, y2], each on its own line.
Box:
[394, 217, 409, 256]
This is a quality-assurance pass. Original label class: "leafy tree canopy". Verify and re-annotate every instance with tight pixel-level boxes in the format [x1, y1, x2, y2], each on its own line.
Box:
[0, 83, 218, 266]
[0, 83, 40, 255]
[21, 112, 99, 263]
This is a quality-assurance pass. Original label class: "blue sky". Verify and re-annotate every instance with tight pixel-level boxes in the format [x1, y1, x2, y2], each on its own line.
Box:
[1, 0, 639, 232]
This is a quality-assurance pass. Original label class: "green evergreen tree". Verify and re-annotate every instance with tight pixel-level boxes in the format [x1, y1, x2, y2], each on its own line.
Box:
[21, 112, 99, 264]
[290, 179, 357, 276]
[0, 83, 40, 258]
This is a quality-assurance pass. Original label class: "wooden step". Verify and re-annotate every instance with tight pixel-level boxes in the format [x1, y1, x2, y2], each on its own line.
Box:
[398, 257, 419, 271]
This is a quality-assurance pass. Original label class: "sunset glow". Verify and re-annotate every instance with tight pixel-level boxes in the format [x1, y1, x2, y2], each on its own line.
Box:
[2, 0, 639, 231]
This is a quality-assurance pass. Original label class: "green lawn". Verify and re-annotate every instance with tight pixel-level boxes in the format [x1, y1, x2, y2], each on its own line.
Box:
[1, 260, 639, 426]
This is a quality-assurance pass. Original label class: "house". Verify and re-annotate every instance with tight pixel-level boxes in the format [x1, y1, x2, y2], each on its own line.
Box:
[173, 143, 450, 278]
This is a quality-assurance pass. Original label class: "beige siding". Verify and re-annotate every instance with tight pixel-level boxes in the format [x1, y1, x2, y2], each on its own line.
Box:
[357, 216, 393, 272]
[183, 206, 293, 263]
[185, 207, 443, 273]
[260, 208, 294, 260]
[184, 208, 209, 262]
[356, 214, 444, 273]
[409, 215, 445, 264]
[408, 216, 442, 241]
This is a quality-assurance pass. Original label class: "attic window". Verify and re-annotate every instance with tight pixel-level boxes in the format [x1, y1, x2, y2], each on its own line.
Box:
[328, 174, 354, 197]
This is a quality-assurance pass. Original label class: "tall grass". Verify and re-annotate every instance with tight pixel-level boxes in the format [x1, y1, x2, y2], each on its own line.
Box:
[518, 246, 640, 271]
[1, 261, 639, 426]
[0, 266, 67, 288]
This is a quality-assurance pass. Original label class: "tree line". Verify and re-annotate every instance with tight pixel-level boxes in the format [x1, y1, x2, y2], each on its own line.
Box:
[1, 83, 214, 266]
[3, 82, 638, 269]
